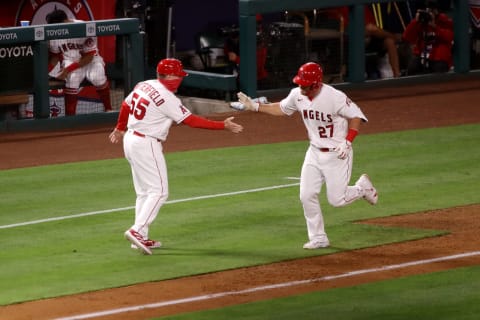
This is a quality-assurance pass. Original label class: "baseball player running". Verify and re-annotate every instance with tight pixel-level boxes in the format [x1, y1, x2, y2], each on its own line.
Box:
[47, 9, 112, 116]
[235, 62, 377, 249]
[109, 58, 243, 255]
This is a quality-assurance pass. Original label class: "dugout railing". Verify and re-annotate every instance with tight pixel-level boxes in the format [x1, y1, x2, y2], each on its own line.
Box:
[0, 18, 143, 122]
[0, 1, 477, 132]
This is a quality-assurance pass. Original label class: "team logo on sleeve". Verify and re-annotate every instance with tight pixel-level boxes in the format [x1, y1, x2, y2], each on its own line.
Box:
[179, 105, 189, 114]
[345, 97, 352, 107]
[85, 37, 95, 47]
[15, 0, 94, 26]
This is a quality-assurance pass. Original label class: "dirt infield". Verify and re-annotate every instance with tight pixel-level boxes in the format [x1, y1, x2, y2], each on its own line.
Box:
[1, 78, 480, 320]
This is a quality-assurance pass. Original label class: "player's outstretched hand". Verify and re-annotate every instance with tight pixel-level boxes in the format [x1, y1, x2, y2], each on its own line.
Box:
[230, 95, 268, 111]
[109, 128, 125, 144]
[334, 139, 352, 159]
[237, 92, 259, 112]
[230, 101, 245, 111]
[224, 116, 243, 133]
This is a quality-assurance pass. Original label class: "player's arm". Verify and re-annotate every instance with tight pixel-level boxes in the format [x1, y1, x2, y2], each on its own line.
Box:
[348, 117, 362, 135]
[59, 52, 95, 80]
[182, 114, 243, 133]
[257, 102, 284, 116]
[77, 51, 95, 67]
[334, 117, 362, 160]
[48, 52, 61, 71]
[109, 101, 129, 144]
[70, 36, 98, 72]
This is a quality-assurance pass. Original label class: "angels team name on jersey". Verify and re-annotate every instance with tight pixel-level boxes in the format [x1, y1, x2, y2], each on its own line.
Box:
[61, 42, 84, 52]
[303, 109, 333, 123]
[135, 82, 165, 106]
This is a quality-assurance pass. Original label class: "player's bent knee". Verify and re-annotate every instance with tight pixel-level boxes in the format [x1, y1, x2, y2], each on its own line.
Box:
[94, 81, 109, 90]
[327, 196, 347, 207]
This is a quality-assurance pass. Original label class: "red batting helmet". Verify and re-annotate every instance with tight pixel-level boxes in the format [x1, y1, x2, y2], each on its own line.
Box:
[156, 58, 188, 77]
[293, 62, 323, 87]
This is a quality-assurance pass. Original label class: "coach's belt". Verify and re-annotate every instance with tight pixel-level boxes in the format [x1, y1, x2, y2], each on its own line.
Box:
[132, 130, 161, 142]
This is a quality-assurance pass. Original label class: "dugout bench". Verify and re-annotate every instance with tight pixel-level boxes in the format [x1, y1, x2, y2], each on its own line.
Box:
[0, 92, 29, 120]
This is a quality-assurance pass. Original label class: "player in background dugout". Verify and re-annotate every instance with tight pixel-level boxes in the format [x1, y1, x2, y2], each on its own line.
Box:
[223, 14, 268, 82]
[402, 0, 454, 75]
[46, 9, 112, 116]
[109, 58, 243, 255]
[331, 6, 401, 78]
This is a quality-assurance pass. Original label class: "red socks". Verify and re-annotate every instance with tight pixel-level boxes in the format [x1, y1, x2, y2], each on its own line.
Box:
[64, 88, 78, 116]
[96, 82, 112, 111]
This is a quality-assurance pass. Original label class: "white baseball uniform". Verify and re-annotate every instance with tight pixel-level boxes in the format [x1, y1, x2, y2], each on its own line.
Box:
[122, 79, 191, 239]
[48, 20, 107, 88]
[279, 84, 368, 242]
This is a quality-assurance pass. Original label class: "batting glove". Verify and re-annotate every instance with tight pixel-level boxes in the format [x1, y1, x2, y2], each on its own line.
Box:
[237, 92, 260, 112]
[230, 101, 245, 111]
[230, 96, 268, 111]
[334, 139, 352, 159]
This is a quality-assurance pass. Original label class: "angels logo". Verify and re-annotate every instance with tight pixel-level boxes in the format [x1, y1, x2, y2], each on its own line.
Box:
[471, 0, 480, 29]
[15, 0, 94, 26]
[50, 101, 61, 117]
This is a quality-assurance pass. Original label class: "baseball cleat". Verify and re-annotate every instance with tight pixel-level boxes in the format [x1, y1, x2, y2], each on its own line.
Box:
[124, 229, 152, 255]
[131, 239, 162, 250]
[303, 238, 330, 249]
[356, 174, 378, 205]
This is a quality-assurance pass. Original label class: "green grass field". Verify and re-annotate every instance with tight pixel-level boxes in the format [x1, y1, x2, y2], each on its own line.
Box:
[0, 123, 479, 317]
[157, 265, 480, 320]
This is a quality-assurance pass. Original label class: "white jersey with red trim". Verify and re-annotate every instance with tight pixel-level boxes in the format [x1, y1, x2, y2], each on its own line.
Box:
[48, 20, 99, 62]
[280, 84, 367, 149]
[124, 79, 191, 141]
[278, 83, 376, 248]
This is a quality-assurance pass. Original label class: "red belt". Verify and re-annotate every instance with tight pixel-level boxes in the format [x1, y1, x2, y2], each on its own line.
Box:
[132, 130, 145, 138]
[133, 130, 161, 142]
[319, 147, 335, 152]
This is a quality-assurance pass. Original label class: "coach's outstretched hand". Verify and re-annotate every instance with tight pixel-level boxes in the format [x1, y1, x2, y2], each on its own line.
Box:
[224, 117, 243, 133]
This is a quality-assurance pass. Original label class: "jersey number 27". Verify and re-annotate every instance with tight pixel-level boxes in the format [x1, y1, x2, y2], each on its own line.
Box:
[318, 124, 334, 138]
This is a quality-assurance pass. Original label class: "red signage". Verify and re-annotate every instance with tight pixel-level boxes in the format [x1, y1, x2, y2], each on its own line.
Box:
[0, 0, 116, 62]
[471, 0, 480, 29]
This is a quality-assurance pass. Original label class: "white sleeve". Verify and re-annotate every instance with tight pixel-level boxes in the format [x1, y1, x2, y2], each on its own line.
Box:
[162, 93, 192, 123]
[279, 88, 299, 116]
[82, 37, 98, 54]
[49, 40, 60, 54]
[336, 93, 368, 122]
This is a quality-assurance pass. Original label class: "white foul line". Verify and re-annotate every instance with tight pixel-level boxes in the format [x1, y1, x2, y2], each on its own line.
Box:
[0, 183, 299, 230]
[53, 250, 480, 320]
